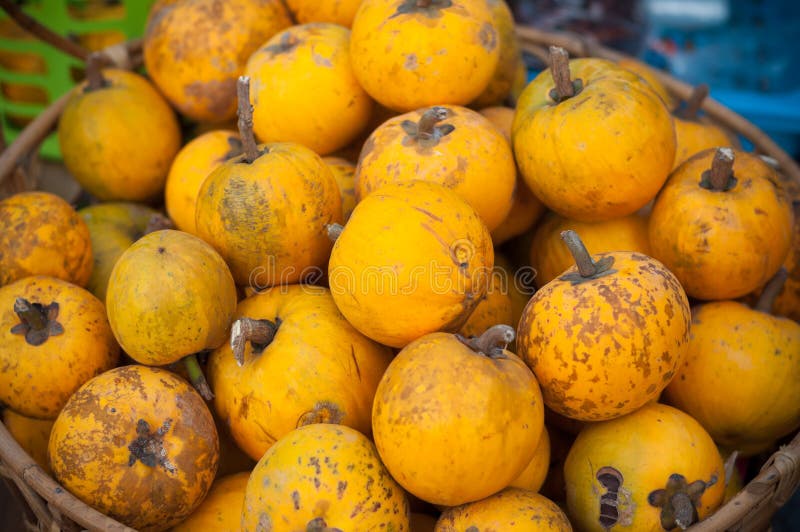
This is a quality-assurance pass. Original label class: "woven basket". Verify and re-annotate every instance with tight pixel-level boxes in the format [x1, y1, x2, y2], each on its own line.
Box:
[0, 18, 798, 532]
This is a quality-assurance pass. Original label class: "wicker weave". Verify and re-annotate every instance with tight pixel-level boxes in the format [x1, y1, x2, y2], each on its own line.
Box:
[0, 22, 798, 532]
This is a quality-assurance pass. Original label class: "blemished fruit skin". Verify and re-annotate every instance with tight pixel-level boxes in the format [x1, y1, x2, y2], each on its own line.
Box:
[58, 69, 182, 202]
[471, 0, 523, 108]
[105, 230, 238, 366]
[48, 365, 219, 532]
[649, 148, 794, 301]
[0, 192, 93, 288]
[371, 330, 545, 506]
[436, 488, 573, 531]
[517, 249, 691, 422]
[355, 105, 516, 232]
[241, 423, 410, 531]
[664, 301, 800, 457]
[512, 57, 676, 222]
[143, 0, 292, 122]
[246, 23, 374, 156]
[350, 0, 500, 112]
[564, 402, 725, 532]
[328, 181, 494, 348]
[0, 275, 119, 419]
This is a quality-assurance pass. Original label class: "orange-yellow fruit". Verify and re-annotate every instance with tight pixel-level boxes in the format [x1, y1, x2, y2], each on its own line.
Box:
[436, 488, 572, 531]
[143, 0, 292, 122]
[165, 130, 241, 235]
[323, 156, 357, 220]
[350, 0, 500, 111]
[2, 409, 54, 473]
[0, 192, 92, 287]
[509, 426, 551, 492]
[471, 0, 522, 108]
[285, 0, 362, 26]
[172, 472, 249, 532]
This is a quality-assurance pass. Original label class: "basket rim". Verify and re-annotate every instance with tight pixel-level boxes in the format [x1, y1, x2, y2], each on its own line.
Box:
[0, 25, 798, 532]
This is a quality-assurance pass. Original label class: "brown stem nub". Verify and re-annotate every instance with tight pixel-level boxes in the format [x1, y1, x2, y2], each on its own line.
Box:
[10, 298, 64, 346]
[401, 106, 454, 149]
[327, 223, 344, 242]
[183, 354, 213, 401]
[559, 230, 616, 284]
[230, 317, 279, 366]
[237, 76, 260, 163]
[418, 107, 449, 136]
[85, 52, 109, 92]
[702, 147, 736, 191]
[306, 517, 341, 532]
[680, 84, 710, 120]
[458, 324, 515, 359]
[549, 46, 579, 102]
[416, 0, 432, 6]
[756, 267, 788, 314]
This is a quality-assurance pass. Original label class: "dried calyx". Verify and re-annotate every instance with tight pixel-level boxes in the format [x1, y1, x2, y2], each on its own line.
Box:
[306, 517, 344, 532]
[230, 317, 280, 366]
[10, 298, 64, 346]
[456, 324, 515, 359]
[559, 230, 616, 284]
[677, 84, 710, 120]
[392, 0, 453, 18]
[127, 418, 177, 474]
[401, 106, 455, 149]
[648, 473, 717, 530]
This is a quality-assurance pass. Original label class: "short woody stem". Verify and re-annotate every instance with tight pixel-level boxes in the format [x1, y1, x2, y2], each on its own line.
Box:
[183, 354, 213, 401]
[230, 317, 279, 366]
[418, 107, 449, 136]
[755, 267, 788, 314]
[237, 76, 260, 163]
[561, 230, 598, 277]
[463, 325, 515, 358]
[85, 52, 108, 91]
[14, 298, 46, 331]
[708, 148, 735, 191]
[549, 46, 574, 100]
[326, 223, 344, 242]
[681, 84, 709, 119]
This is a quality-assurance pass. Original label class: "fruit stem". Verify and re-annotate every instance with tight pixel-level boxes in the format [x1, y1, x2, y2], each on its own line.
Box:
[549, 46, 575, 100]
[85, 52, 108, 92]
[237, 76, 260, 164]
[707, 148, 735, 191]
[418, 107, 449, 136]
[230, 317, 279, 367]
[755, 267, 788, 314]
[326, 223, 344, 242]
[460, 324, 515, 359]
[680, 84, 709, 120]
[14, 297, 46, 331]
[560, 230, 597, 277]
[183, 354, 213, 401]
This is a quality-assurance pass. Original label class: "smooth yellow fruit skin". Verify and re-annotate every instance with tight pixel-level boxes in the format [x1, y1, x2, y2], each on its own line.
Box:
[79, 202, 161, 302]
[513, 58, 676, 222]
[323, 156, 357, 221]
[355, 105, 516, 232]
[208, 285, 393, 461]
[517, 251, 690, 421]
[106, 230, 238, 366]
[242, 424, 410, 531]
[672, 118, 734, 169]
[143, 0, 292, 122]
[2, 409, 54, 474]
[372, 332, 544, 506]
[196, 143, 342, 287]
[617, 57, 676, 109]
[565, 403, 724, 532]
[329, 181, 493, 348]
[58, 69, 181, 202]
[509, 426, 551, 492]
[436, 488, 572, 531]
[286, 0, 362, 26]
[172, 472, 249, 532]
[0, 276, 119, 419]
[350, 0, 500, 112]
[48, 366, 219, 532]
[0, 192, 93, 287]
[471, 0, 521, 108]
[247, 23, 374, 156]
[530, 212, 651, 287]
[664, 301, 800, 456]
[165, 130, 241, 235]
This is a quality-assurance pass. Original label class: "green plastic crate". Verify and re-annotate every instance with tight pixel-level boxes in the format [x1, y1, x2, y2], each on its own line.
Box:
[0, 0, 155, 160]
